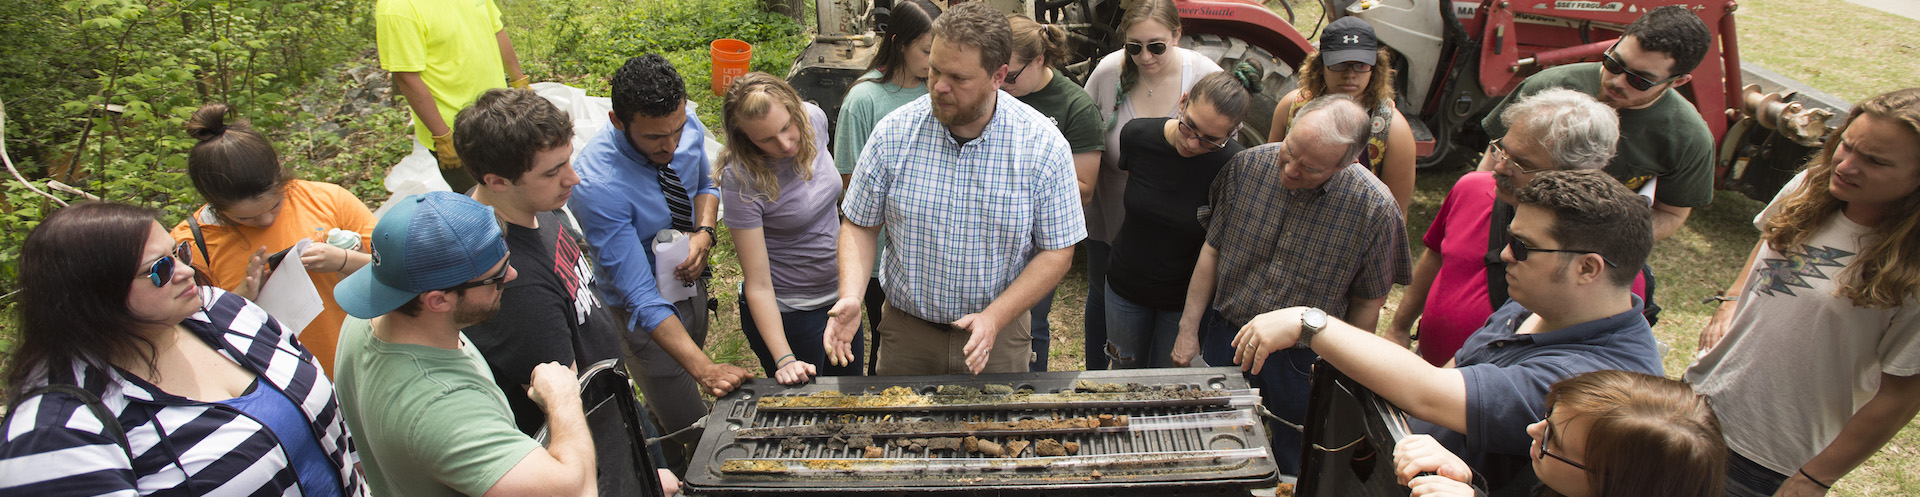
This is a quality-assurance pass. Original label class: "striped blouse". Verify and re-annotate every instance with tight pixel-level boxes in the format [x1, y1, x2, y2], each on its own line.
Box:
[0, 288, 363, 496]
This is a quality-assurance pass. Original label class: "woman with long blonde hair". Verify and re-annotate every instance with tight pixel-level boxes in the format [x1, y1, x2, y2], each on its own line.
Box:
[716, 72, 861, 384]
[1687, 87, 1920, 497]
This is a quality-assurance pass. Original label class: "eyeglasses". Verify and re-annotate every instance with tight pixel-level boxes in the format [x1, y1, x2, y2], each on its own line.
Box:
[138, 241, 194, 287]
[1488, 138, 1549, 174]
[1006, 60, 1034, 85]
[1124, 41, 1169, 56]
[440, 255, 512, 292]
[1600, 44, 1682, 91]
[1177, 110, 1240, 152]
[1327, 61, 1373, 73]
[1538, 407, 1592, 472]
[1508, 235, 1619, 268]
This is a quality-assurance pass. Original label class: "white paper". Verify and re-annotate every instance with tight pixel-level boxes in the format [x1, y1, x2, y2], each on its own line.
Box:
[653, 232, 699, 302]
[255, 239, 326, 335]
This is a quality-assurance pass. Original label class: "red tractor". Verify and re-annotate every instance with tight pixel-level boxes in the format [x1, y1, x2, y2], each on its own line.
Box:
[788, 0, 1835, 200]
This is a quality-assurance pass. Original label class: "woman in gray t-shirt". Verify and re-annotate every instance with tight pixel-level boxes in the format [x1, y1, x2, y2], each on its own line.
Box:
[717, 73, 864, 383]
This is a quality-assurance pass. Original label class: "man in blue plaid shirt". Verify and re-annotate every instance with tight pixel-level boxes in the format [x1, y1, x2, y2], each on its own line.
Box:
[825, 2, 1086, 376]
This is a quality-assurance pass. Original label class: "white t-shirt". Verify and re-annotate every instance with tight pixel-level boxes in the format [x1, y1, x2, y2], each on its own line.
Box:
[1685, 170, 1920, 476]
[1081, 46, 1222, 242]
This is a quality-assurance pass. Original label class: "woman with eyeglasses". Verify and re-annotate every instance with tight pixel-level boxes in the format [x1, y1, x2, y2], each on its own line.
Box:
[169, 103, 377, 375]
[1000, 14, 1106, 371]
[1103, 72, 1247, 370]
[0, 202, 362, 496]
[716, 73, 862, 384]
[832, 0, 941, 375]
[1687, 87, 1920, 497]
[1393, 370, 1726, 497]
[1266, 17, 1415, 213]
[1081, 0, 1223, 370]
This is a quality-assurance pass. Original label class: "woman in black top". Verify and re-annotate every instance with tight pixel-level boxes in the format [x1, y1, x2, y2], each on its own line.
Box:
[1103, 72, 1250, 369]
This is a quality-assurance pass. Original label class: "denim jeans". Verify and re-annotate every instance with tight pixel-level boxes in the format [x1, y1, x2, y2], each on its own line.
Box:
[1083, 240, 1112, 370]
[741, 301, 864, 377]
[1103, 283, 1183, 369]
[1029, 286, 1056, 372]
[1724, 450, 1789, 497]
[1202, 309, 1316, 476]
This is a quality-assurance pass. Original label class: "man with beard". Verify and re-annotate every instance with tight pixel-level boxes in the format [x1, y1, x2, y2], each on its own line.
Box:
[1232, 170, 1663, 496]
[826, 1, 1085, 375]
[569, 54, 750, 466]
[333, 191, 597, 497]
[1388, 88, 1619, 366]
[1478, 5, 1714, 240]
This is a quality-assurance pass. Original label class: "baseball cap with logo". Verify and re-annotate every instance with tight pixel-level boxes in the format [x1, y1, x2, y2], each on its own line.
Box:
[1320, 17, 1379, 67]
[335, 191, 507, 319]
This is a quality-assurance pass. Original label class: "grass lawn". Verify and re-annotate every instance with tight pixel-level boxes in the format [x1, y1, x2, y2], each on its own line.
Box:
[546, 0, 1920, 492]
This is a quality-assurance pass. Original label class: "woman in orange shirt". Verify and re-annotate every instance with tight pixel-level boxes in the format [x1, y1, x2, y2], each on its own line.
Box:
[170, 103, 376, 375]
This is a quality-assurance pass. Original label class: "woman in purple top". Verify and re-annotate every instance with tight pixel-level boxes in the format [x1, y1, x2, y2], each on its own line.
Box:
[717, 73, 863, 384]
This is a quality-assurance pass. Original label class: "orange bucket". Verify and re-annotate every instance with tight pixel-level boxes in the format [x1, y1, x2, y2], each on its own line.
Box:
[710, 39, 753, 96]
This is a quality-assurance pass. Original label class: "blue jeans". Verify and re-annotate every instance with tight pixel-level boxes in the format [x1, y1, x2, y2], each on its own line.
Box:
[741, 302, 864, 377]
[1029, 286, 1056, 372]
[1203, 309, 1315, 476]
[1084, 240, 1112, 370]
[1724, 450, 1789, 497]
[1103, 283, 1183, 369]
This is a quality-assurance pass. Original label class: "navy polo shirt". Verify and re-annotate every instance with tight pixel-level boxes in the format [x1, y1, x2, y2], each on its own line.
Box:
[1409, 297, 1662, 493]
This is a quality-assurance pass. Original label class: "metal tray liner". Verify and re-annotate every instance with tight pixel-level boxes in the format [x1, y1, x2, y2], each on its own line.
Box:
[687, 368, 1280, 495]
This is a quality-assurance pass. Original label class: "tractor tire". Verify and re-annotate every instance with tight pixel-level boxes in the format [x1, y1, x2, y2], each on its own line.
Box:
[1181, 33, 1297, 147]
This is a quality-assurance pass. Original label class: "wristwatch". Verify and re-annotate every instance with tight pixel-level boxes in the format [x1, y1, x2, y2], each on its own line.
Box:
[693, 226, 717, 239]
[1296, 307, 1328, 349]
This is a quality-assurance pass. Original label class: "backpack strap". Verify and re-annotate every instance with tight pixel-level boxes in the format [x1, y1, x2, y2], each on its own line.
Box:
[187, 210, 212, 264]
[2, 384, 133, 461]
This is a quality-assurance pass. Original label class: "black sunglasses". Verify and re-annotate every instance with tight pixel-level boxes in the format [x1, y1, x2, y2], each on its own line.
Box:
[1538, 406, 1592, 471]
[1327, 61, 1373, 73]
[1124, 41, 1169, 56]
[1177, 111, 1240, 152]
[1600, 44, 1682, 91]
[1508, 236, 1618, 268]
[441, 254, 512, 292]
[1488, 138, 1549, 174]
[138, 241, 195, 287]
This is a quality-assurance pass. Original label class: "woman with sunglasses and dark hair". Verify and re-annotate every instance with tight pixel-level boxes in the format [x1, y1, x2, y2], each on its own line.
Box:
[1688, 87, 1920, 497]
[1080, 0, 1222, 370]
[1266, 17, 1414, 213]
[0, 202, 362, 496]
[1001, 13, 1105, 371]
[1395, 370, 1725, 497]
[1103, 71, 1247, 370]
[169, 103, 377, 375]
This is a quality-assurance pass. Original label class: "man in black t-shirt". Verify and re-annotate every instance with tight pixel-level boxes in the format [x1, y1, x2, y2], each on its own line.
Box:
[452, 89, 625, 435]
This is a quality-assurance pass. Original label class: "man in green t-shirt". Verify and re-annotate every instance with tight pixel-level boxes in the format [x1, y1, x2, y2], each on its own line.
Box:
[376, 0, 530, 194]
[334, 191, 596, 497]
[1479, 5, 1714, 240]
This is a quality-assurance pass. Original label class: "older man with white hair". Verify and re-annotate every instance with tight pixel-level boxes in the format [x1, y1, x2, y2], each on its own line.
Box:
[1388, 88, 1621, 366]
[1172, 94, 1412, 474]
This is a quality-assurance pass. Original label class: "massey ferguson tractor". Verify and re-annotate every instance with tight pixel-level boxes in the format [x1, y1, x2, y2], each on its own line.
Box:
[786, 0, 1839, 201]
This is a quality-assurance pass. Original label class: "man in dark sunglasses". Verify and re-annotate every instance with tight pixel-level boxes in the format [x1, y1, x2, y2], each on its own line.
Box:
[1231, 170, 1662, 495]
[1478, 5, 1715, 242]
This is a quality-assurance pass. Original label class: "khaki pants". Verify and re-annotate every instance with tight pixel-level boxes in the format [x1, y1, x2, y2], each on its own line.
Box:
[876, 303, 1031, 375]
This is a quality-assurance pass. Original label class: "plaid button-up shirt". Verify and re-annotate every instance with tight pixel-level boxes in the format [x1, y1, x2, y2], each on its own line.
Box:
[843, 93, 1087, 323]
[1199, 143, 1412, 326]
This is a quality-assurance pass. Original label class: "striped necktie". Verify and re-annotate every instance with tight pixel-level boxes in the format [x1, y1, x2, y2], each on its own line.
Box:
[655, 162, 694, 232]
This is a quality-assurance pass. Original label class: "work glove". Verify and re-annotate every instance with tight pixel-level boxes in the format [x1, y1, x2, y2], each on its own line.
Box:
[432, 130, 462, 170]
